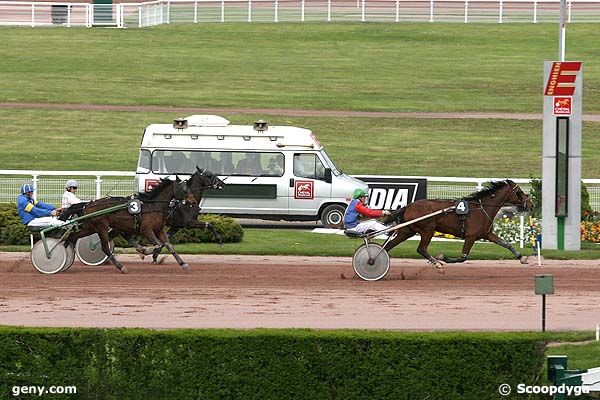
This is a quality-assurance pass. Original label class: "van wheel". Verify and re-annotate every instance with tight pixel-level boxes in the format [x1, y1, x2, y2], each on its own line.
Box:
[321, 204, 346, 229]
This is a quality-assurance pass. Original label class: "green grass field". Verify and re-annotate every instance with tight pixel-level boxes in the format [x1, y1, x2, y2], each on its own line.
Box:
[2, 109, 600, 178]
[546, 341, 600, 373]
[1, 23, 599, 113]
[1, 23, 600, 177]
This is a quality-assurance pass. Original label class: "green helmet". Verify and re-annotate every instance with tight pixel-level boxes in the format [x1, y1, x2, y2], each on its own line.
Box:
[352, 188, 368, 199]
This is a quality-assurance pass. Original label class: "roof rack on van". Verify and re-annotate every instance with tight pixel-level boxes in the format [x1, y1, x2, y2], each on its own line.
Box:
[181, 115, 231, 128]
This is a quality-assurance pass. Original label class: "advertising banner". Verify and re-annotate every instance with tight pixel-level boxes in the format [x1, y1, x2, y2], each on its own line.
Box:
[353, 176, 428, 210]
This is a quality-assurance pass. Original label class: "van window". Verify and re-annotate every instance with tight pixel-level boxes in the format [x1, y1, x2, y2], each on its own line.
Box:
[152, 150, 192, 174]
[294, 153, 325, 180]
[320, 150, 341, 176]
[151, 150, 284, 177]
[137, 149, 151, 173]
[232, 152, 284, 177]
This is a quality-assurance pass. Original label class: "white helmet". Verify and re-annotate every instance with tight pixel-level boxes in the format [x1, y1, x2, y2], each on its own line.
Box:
[65, 179, 78, 190]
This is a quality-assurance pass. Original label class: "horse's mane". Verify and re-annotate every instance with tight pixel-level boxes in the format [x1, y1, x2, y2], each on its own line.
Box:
[463, 180, 510, 201]
[138, 178, 172, 200]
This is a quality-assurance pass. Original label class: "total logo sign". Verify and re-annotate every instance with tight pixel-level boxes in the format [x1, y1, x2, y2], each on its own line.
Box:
[295, 180, 314, 199]
[354, 177, 428, 210]
[553, 97, 572, 115]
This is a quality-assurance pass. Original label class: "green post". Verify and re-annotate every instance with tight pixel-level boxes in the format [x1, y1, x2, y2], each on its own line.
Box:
[557, 216, 565, 250]
[93, 0, 114, 25]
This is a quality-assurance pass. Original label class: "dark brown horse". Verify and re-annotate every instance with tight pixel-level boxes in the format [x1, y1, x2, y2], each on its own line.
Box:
[68, 177, 196, 273]
[383, 180, 534, 268]
[147, 167, 225, 263]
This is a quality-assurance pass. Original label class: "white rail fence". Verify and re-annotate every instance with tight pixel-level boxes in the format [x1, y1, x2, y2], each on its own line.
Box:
[2, 0, 600, 27]
[3, 169, 600, 210]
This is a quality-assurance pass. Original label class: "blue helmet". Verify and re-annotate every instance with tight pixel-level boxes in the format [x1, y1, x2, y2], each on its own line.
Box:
[20, 183, 34, 194]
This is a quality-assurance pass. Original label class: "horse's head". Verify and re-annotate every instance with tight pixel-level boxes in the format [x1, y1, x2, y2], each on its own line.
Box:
[189, 167, 225, 192]
[504, 180, 534, 212]
[174, 176, 195, 202]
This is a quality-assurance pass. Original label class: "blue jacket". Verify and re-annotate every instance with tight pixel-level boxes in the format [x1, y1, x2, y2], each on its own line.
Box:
[17, 194, 55, 225]
[344, 199, 361, 229]
[343, 199, 384, 229]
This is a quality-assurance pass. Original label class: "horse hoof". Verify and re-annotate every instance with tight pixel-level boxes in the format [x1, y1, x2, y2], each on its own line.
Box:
[119, 266, 128, 274]
[181, 263, 190, 270]
[138, 253, 145, 260]
[435, 253, 445, 260]
[436, 267, 446, 274]
[520, 256, 529, 264]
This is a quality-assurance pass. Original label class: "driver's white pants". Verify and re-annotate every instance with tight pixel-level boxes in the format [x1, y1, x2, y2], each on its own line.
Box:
[27, 217, 66, 228]
[353, 220, 387, 234]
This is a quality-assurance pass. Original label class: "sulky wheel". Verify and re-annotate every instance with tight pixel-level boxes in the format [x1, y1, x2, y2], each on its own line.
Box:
[352, 243, 390, 281]
[30, 238, 68, 274]
[75, 233, 113, 266]
[60, 243, 76, 272]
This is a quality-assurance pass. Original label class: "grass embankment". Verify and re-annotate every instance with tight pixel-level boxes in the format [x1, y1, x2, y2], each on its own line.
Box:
[3, 109, 600, 178]
[1, 24, 599, 113]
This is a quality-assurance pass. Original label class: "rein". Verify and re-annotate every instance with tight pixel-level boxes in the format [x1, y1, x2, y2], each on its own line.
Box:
[460, 183, 526, 231]
[187, 182, 220, 192]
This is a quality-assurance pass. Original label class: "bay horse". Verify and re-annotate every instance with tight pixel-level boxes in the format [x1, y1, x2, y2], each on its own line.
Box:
[146, 167, 226, 263]
[68, 177, 196, 273]
[383, 180, 534, 268]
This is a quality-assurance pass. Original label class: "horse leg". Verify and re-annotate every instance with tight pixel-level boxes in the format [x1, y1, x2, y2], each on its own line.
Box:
[151, 244, 166, 265]
[188, 220, 223, 247]
[486, 232, 528, 264]
[414, 229, 444, 269]
[115, 232, 153, 259]
[157, 229, 189, 270]
[149, 228, 177, 264]
[438, 238, 476, 263]
[382, 227, 415, 252]
[98, 225, 127, 273]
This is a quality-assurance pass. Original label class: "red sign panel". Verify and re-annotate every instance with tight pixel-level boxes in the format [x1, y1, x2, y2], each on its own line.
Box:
[294, 180, 314, 200]
[544, 61, 582, 96]
[553, 97, 572, 115]
[145, 179, 160, 192]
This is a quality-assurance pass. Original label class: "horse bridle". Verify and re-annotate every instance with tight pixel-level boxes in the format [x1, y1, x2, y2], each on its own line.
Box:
[187, 169, 225, 191]
[507, 182, 531, 211]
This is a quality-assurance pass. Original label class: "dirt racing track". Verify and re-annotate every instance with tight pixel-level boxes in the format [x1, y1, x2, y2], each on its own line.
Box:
[0, 252, 599, 331]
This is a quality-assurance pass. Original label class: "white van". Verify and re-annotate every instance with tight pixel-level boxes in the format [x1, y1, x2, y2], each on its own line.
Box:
[134, 115, 367, 228]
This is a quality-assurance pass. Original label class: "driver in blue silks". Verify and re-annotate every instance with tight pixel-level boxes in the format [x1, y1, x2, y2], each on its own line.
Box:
[17, 183, 64, 228]
[344, 188, 390, 234]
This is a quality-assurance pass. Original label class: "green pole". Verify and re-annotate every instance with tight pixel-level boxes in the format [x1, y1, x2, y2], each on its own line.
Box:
[557, 216, 565, 251]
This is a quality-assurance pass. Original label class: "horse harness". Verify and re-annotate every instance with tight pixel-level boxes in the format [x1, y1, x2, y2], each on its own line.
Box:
[451, 199, 496, 239]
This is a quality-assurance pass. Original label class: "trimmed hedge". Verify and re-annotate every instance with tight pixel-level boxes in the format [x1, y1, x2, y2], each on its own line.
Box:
[171, 214, 244, 244]
[0, 327, 548, 400]
[0, 203, 242, 245]
[0, 203, 29, 246]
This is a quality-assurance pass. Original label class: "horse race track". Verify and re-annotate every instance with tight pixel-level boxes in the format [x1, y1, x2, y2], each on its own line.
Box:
[1, 252, 599, 331]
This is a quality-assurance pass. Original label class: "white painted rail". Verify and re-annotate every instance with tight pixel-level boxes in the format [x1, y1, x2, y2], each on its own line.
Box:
[2, 0, 600, 27]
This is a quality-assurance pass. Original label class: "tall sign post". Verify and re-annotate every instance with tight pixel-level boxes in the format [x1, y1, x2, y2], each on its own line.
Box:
[542, 61, 582, 250]
[542, 0, 583, 251]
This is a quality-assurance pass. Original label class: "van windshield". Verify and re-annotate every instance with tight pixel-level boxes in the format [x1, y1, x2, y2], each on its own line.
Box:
[150, 150, 284, 177]
[320, 150, 341, 176]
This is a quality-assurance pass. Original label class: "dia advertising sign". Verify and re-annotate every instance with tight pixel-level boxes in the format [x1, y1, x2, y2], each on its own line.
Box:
[353, 176, 428, 210]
